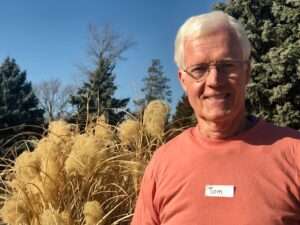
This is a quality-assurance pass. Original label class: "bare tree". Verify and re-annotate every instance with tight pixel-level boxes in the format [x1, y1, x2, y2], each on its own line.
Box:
[76, 24, 136, 81]
[70, 24, 135, 126]
[34, 79, 76, 121]
[87, 24, 136, 64]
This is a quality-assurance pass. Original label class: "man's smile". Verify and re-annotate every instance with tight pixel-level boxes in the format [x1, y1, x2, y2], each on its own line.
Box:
[203, 93, 230, 100]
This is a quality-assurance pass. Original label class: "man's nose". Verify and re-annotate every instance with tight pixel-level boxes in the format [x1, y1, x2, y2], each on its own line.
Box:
[205, 66, 225, 87]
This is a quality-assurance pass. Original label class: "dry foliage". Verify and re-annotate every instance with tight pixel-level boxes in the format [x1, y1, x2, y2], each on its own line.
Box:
[0, 101, 170, 225]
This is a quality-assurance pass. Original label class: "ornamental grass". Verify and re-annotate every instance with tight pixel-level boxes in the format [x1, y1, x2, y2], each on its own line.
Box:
[0, 100, 170, 225]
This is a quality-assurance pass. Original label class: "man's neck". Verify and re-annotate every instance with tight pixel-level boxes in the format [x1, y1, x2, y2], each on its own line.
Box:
[197, 114, 251, 139]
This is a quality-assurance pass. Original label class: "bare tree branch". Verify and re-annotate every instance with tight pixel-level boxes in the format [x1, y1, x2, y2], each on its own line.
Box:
[87, 24, 136, 64]
[75, 24, 136, 81]
[34, 79, 76, 121]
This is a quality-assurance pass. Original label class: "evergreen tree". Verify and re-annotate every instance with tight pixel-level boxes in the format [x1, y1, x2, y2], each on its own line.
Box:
[215, 0, 300, 129]
[70, 25, 133, 127]
[171, 94, 196, 130]
[70, 55, 129, 126]
[134, 59, 172, 109]
[0, 57, 44, 149]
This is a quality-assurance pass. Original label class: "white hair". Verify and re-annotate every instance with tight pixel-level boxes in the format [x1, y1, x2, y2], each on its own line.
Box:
[174, 11, 251, 69]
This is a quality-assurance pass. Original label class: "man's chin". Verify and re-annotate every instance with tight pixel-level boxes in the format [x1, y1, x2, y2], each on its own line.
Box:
[198, 110, 234, 123]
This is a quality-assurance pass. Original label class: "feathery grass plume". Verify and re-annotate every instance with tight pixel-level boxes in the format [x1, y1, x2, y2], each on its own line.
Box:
[83, 201, 104, 225]
[6, 175, 47, 221]
[40, 208, 71, 225]
[47, 120, 76, 155]
[33, 138, 66, 205]
[0, 113, 169, 225]
[10, 152, 45, 216]
[33, 121, 75, 199]
[118, 119, 140, 145]
[48, 120, 76, 141]
[143, 100, 170, 139]
[34, 133, 71, 168]
[14, 151, 41, 182]
[64, 134, 107, 177]
[40, 159, 63, 205]
[1, 194, 30, 225]
[93, 116, 114, 146]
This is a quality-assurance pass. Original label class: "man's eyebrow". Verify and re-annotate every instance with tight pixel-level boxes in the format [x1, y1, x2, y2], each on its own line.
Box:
[190, 60, 234, 66]
[191, 63, 208, 66]
[187, 63, 209, 69]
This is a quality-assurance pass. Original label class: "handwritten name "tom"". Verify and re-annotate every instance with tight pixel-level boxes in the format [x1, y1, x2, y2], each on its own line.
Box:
[208, 187, 223, 195]
[204, 185, 235, 198]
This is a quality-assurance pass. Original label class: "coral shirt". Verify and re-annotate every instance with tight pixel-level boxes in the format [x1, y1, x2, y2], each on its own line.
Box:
[131, 120, 300, 225]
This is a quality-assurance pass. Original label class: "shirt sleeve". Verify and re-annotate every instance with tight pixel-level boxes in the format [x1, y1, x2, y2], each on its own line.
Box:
[131, 160, 160, 225]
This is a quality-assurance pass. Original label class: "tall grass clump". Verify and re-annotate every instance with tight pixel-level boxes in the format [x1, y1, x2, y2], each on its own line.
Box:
[0, 100, 171, 225]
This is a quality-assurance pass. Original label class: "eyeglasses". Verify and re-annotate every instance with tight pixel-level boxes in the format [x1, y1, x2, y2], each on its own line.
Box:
[183, 59, 249, 81]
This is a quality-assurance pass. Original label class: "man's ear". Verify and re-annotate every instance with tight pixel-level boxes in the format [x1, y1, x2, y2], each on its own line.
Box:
[178, 70, 187, 92]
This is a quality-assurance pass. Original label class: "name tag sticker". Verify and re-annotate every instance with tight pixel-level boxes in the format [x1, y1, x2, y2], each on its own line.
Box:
[205, 185, 235, 198]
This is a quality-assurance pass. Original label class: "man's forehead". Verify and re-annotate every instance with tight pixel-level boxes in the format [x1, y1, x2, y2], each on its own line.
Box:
[185, 26, 238, 44]
[183, 29, 244, 66]
[184, 28, 240, 52]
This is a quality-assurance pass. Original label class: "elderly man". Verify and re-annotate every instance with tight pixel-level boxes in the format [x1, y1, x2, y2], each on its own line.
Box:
[131, 11, 300, 225]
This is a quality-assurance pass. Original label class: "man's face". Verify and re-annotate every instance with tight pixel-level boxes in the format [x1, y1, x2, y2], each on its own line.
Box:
[178, 28, 250, 124]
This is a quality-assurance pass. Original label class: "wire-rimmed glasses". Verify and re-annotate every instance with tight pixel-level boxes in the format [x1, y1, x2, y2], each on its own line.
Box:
[183, 59, 249, 81]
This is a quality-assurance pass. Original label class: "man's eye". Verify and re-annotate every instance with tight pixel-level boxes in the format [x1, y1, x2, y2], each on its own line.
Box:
[222, 63, 235, 68]
[218, 63, 236, 71]
[191, 66, 208, 74]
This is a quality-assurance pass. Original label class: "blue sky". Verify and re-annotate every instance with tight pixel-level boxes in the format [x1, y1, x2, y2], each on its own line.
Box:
[0, 0, 223, 111]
